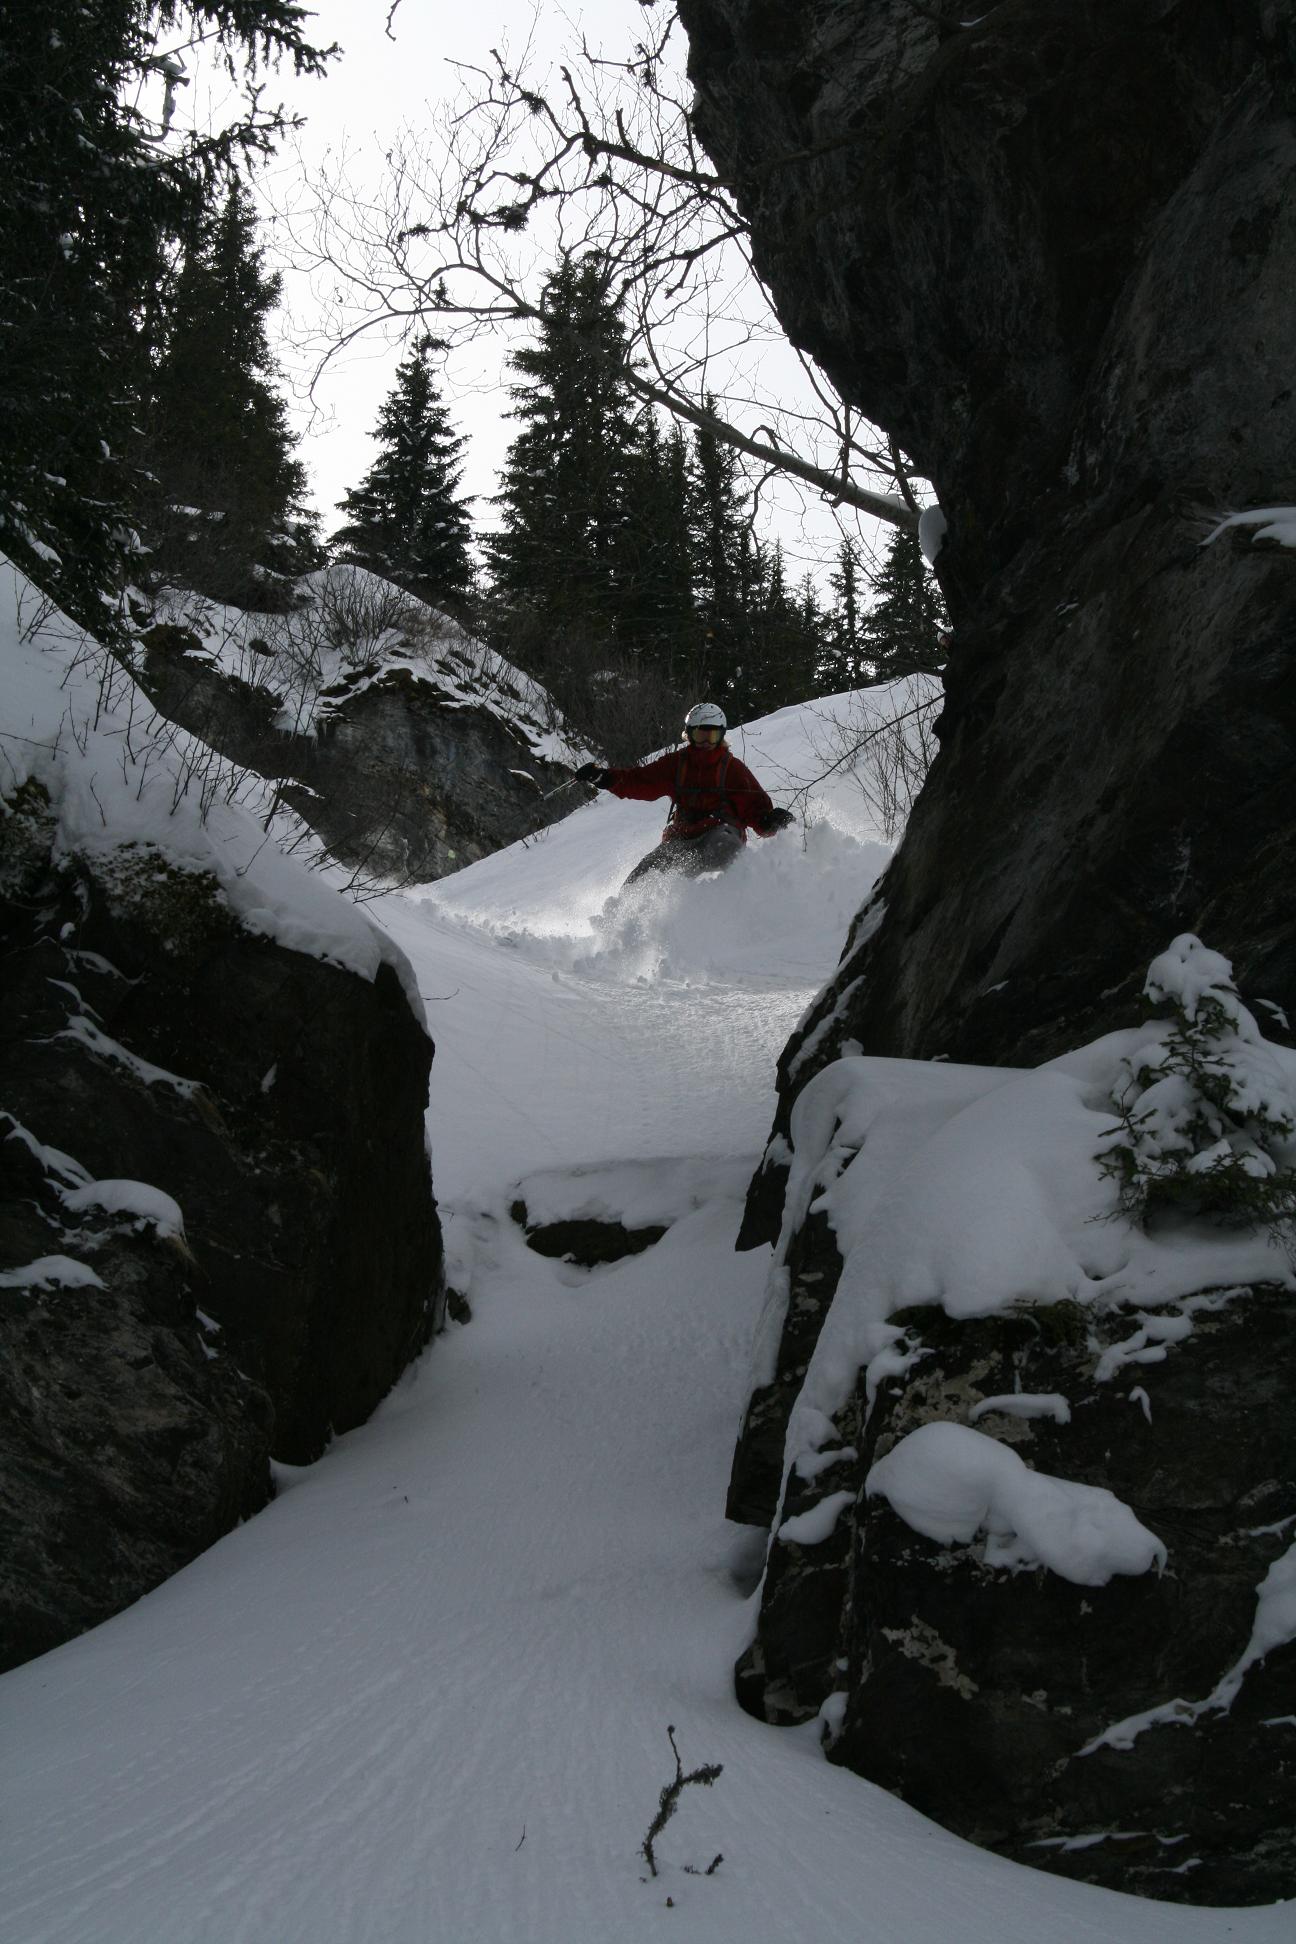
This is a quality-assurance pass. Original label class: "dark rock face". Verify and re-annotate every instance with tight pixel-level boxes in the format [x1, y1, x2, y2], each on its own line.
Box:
[137, 630, 574, 886]
[505, 1156, 750, 1268]
[679, 0, 1296, 1900]
[0, 1126, 274, 1673]
[736, 1277, 1296, 1904]
[511, 1199, 668, 1266]
[679, 0, 1296, 1219]
[0, 784, 442, 1671]
[725, 1207, 842, 1528]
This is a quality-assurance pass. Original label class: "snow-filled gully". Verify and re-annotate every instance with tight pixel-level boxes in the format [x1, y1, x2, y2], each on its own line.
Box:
[3, 703, 1290, 1942]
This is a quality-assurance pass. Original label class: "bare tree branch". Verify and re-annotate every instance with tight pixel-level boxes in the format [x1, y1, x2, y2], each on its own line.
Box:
[625, 373, 917, 529]
[279, 12, 931, 541]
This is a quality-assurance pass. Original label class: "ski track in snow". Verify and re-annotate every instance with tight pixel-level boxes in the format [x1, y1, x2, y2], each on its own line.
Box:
[2, 727, 1290, 1941]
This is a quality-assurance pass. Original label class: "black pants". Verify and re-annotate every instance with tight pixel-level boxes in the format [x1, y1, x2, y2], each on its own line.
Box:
[622, 822, 745, 887]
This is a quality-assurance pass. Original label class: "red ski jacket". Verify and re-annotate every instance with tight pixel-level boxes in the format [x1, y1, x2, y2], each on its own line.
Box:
[600, 741, 777, 843]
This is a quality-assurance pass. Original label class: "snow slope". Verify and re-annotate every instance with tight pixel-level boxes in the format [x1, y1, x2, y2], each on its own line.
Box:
[2, 662, 1289, 1940]
[0, 563, 420, 1008]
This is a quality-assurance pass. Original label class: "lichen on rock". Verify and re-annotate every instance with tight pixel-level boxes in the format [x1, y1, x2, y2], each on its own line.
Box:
[91, 843, 238, 962]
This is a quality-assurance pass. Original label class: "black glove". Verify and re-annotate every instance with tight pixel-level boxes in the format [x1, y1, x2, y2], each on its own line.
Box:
[575, 762, 606, 786]
[762, 806, 794, 833]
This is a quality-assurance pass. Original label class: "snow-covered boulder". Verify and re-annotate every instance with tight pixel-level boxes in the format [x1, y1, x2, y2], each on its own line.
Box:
[0, 567, 442, 1672]
[729, 946, 1296, 1904]
[133, 567, 585, 887]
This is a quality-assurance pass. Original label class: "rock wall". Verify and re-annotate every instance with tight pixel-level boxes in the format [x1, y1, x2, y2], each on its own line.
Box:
[731, 1239, 1296, 1902]
[680, 0, 1296, 1901]
[137, 630, 575, 886]
[678, 0, 1296, 1230]
[0, 783, 442, 1672]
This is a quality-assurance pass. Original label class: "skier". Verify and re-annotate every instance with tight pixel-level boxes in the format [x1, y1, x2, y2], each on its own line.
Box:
[576, 702, 794, 885]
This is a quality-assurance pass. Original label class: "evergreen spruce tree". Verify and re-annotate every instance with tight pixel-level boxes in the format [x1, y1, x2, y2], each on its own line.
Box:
[798, 574, 825, 656]
[488, 253, 643, 635]
[795, 572, 828, 701]
[145, 180, 314, 603]
[333, 343, 473, 609]
[821, 538, 868, 691]
[859, 528, 949, 679]
[688, 407, 748, 701]
[0, 2, 331, 628]
[688, 433, 826, 722]
[616, 413, 696, 681]
[738, 544, 819, 719]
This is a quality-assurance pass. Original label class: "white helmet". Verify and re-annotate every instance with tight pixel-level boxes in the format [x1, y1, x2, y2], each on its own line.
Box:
[683, 702, 726, 732]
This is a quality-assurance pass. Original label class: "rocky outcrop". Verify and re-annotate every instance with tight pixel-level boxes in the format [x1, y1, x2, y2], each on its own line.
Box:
[0, 1120, 274, 1675]
[0, 782, 442, 1671]
[679, 0, 1296, 1900]
[513, 1209, 669, 1265]
[738, 1281, 1296, 1904]
[136, 613, 576, 886]
[506, 1156, 751, 1270]
[679, 0, 1296, 1225]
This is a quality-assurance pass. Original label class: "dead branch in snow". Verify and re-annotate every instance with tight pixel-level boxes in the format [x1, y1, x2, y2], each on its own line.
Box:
[640, 1724, 724, 1880]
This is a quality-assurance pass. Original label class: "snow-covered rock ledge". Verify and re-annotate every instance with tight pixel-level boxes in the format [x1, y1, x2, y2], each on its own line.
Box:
[132, 565, 587, 888]
[730, 938, 1296, 1905]
[0, 565, 443, 1671]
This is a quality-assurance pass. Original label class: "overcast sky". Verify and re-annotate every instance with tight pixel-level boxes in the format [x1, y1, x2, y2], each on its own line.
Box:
[187, 0, 882, 583]
[245, 3, 639, 532]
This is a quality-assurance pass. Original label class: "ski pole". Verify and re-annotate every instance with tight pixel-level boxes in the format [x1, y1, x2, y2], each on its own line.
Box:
[508, 768, 593, 802]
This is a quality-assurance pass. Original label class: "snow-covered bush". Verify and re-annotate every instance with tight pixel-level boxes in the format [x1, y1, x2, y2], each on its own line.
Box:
[1099, 934, 1296, 1235]
[306, 570, 426, 671]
